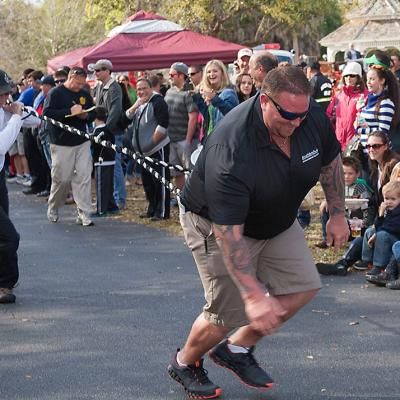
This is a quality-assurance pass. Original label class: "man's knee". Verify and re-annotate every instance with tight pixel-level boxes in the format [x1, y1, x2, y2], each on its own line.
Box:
[278, 288, 319, 320]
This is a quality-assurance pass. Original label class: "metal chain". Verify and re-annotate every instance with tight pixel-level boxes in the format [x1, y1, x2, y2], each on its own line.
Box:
[42, 115, 188, 197]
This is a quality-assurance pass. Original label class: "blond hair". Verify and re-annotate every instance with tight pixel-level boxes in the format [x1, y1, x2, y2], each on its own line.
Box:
[201, 59, 230, 92]
[382, 180, 400, 197]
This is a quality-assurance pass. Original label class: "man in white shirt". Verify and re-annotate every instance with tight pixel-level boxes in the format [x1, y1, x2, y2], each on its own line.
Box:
[0, 69, 40, 303]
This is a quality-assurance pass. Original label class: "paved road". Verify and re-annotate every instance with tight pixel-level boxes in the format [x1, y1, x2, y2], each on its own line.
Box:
[1, 185, 399, 400]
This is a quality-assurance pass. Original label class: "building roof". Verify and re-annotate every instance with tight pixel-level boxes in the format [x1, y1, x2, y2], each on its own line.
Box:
[320, 0, 400, 57]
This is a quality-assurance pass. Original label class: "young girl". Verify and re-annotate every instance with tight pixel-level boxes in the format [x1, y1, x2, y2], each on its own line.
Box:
[195, 59, 239, 138]
[235, 73, 256, 103]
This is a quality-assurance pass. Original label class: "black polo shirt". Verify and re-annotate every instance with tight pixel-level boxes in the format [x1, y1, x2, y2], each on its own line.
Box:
[181, 94, 340, 240]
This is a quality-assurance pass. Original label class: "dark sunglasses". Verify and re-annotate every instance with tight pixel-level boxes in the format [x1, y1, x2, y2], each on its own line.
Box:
[94, 67, 107, 72]
[366, 143, 385, 150]
[189, 71, 200, 77]
[345, 74, 358, 78]
[268, 95, 309, 121]
[55, 79, 66, 84]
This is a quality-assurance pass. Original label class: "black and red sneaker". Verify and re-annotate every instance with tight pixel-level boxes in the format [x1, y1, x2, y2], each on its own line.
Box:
[167, 350, 222, 399]
[209, 340, 274, 390]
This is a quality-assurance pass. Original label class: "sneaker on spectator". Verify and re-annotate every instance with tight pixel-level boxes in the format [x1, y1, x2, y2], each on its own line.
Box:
[36, 190, 50, 198]
[315, 259, 348, 276]
[47, 208, 59, 223]
[16, 174, 28, 185]
[353, 260, 369, 271]
[76, 211, 94, 227]
[209, 340, 274, 390]
[167, 350, 222, 399]
[22, 176, 32, 187]
[365, 266, 384, 280]
[0, 288, 16, 304]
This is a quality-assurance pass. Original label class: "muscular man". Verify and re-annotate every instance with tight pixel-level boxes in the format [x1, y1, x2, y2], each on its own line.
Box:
[248, 51, 278, 89]
[0, 69, 40, 303]
[167, 66, 349, 398]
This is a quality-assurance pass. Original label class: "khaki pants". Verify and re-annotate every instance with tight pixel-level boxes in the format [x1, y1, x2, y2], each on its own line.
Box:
[48, 141, 92, 218]
[180, 211, 321, 328]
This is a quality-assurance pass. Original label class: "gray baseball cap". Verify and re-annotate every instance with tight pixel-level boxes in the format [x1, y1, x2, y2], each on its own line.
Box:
[170, 62, 189, 77]
[0, 69, 13, 95]
[88, 59, 113, 72]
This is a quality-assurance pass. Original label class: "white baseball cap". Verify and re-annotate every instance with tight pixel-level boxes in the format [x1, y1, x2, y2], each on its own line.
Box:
[237, 48, 253, 60]
[342, 62, 362, 77]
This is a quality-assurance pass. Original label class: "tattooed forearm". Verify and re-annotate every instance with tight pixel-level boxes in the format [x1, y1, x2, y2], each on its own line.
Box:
[319, 154, 345, 217]
[212, 223, 264, 299]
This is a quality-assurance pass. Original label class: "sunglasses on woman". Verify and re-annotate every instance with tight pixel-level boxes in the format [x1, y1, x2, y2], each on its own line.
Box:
[366, 143, 385, 150]
[268, 95, 309, 121]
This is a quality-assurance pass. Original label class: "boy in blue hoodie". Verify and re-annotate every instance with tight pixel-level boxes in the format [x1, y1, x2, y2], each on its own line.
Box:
[363, 181, 400, 281]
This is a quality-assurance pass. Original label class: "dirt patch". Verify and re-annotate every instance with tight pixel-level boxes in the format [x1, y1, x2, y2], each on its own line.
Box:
[113, 181, 343, 263]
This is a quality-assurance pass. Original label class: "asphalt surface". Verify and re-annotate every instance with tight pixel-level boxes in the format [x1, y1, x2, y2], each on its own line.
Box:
[1, 184, 399, 400]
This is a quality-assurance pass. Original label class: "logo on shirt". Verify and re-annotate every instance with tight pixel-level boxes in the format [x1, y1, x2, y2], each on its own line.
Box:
[80, 96, 86, 106]
[302, 149, 319, 163]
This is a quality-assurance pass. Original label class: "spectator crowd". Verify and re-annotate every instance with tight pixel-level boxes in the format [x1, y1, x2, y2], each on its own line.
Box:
[2, 47, 400, 306]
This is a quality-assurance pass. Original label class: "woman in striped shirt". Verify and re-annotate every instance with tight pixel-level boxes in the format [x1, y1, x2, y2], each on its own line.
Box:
[356, 57, 400, 151]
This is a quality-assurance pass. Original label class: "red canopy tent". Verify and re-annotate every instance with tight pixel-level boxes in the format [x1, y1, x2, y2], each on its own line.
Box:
[47, 11, 244, 72]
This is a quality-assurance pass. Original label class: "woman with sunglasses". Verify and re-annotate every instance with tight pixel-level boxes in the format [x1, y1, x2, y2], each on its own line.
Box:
[196, 59, 239, 138]
[355, 53, 400, 154]
[316, 131, 400, 276]
[235, 73, 256, 103]
[367, 131, 400, 208]
[326, 62, 367, 150]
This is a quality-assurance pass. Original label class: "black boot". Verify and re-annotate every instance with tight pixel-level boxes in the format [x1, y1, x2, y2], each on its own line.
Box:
[367, 258, 399, 286]
[316, 259, 348, 276]
[365, 266, 385, 282]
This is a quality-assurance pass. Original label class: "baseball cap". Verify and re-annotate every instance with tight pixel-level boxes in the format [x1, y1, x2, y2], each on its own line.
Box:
[88, 59, 113, 72]
[41, 75, 55, 86]
[342, 62, 362, 77]
[0, 69, 13, 95]
[364, 53, 390, 69]
[170, 62, 189, 77]
[238, 48, 253, 59]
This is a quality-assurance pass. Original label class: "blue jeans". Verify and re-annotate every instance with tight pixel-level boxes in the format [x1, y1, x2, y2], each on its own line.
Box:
[113, 134, 126, 206]
[320, 210, 329, 241]
[297, 209, 311, 229]
[362, 226, 398, 267]
[392, 241, 400, 262]
[41, 139, 52, 168]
